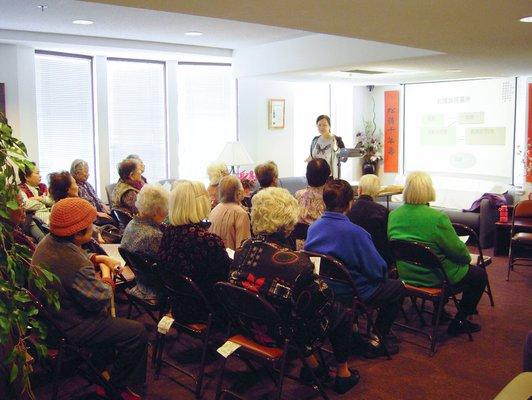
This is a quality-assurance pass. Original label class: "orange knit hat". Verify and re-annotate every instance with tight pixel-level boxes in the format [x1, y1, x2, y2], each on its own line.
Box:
[50, 198, 97, 237]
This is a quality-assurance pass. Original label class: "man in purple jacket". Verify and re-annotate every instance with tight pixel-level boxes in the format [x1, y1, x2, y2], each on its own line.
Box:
[305, 179, 405, 357]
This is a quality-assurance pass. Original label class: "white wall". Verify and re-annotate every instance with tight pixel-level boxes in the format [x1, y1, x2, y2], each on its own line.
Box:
[237, 78, 296, 177]
[0, 44, 39, 160]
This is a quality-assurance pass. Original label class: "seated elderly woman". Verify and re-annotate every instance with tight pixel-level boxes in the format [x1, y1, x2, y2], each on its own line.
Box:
[295, 158, 331, 224]
[125, 154, 148, 184]
[388, 171, 487, 335]
[305, 179, 405, 357]
[112, 159, 144, 215]
[253, 161, 279, 194]
[208, 175, 251, 250]
[230, 187, 359, 394]
[71, 159, 113, 223]
[347, 174, 395, 267]
[48, 171, 79, 202]
[121, 184, 169, 301]
[157, 181, 230, 299]
[206, 162, 229, 208]
[3, 190, 36, 252]
[18, 162, 53, 226]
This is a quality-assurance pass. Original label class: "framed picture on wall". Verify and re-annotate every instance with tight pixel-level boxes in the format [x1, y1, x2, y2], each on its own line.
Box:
[268, 99, 285, 129]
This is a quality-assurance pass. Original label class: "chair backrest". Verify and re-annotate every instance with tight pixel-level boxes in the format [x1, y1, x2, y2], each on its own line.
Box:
[118, 247, 161, 290]
[165, 275, 215, 322]
[290, 222, 310, 241]
[389, 239, 449, 284]
[32, 216, 50, 235]
[105, 183, 116, 205]
[514, 200, 532, 218]
[215, 282, 286, 346]
[112, 209, 132, 230]
[452, 222, 485, 264]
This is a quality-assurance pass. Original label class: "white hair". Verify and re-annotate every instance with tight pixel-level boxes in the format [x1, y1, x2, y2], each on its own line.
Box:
[206, 162, 229, 185]
[135, 184, 169, 219]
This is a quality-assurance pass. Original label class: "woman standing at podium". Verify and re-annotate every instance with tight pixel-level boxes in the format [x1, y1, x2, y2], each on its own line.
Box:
[307, 115, 345, 178]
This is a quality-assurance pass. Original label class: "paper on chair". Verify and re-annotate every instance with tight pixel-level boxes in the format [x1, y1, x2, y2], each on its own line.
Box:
[217, 341, 241, 358]
[226, 248, 235, 259]
[459, 235, 469, 243]
[310, 257, 321, 275]
[100, 244, 125, 266]
[157, 315, 174, 334]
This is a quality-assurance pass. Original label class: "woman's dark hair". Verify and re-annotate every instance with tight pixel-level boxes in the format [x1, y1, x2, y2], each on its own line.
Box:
[316, 114, 331, 126]
[118, 159, 138, 181]
[18, 162, 36, 184]
[254, 161, 278, 188]
[306, 158, 331, 187]
[323, 179, 354, 212]
[48, 171, 73, 202]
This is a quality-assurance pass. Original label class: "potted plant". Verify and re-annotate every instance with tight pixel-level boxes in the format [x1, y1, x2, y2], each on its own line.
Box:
[0, 112, 59, 399]
[355, 113, 383, 175]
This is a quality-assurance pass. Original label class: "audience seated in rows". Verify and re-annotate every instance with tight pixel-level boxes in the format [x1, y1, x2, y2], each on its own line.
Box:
[18, 162, 53, 226]
[31, 198, 147, 400]
[157, 180, 231, 304]
[208, 175, 251, 251]
[388, 171, 488, 335]
[230, 187, 359, 394]
[295, 158, 330, 225]
[253, 161, 279, 196]
[112, 159, 144, 216]
[347, 174, 395, 267]
[71, 159, 114, 224]
[206, 162, 229, 208]
[120, 184, 169, 301]
[305, 179, 405, 357]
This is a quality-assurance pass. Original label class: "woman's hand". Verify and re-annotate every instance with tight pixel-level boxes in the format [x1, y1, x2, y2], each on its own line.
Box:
[94, 255, 122, 274]
[97, 211, 113, 220]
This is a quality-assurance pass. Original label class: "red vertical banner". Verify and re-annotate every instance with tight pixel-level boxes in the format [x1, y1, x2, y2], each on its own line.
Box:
[384, 90, 399, 173]
[525, 83, 532, 182]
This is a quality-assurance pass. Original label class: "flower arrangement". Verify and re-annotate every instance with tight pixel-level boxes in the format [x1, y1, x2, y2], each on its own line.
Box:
[237, 170, 257, 191]
[356, 118, 383, 163]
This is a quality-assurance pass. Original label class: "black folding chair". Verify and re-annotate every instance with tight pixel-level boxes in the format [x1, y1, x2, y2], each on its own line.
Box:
[213, 282, 330, 400]
[452, 222, 494, 306]
[390, 240, 473, 355]
[302, 250, 391, 359]
[507, 200, 532, 281]
[117, 248, 166, 324]
[154, 275, 216, 399]
[290, 222, 310, 242]
[111, 209, 133, 230]
[23, 288, 121, 400]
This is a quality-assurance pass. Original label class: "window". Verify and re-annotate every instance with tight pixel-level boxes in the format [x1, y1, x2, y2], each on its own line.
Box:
[177, 64, 236, 180]
[107, 60, 167, 183]
[35, 53, 96, 187]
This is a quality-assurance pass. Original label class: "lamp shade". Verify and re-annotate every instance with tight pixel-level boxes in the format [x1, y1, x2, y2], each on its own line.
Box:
[217, 141, 254, 166]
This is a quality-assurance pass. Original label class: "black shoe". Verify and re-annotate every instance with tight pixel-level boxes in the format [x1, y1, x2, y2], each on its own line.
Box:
[333, 369, 360, 394]
[447, 319, 481, 336]
[299, 363, 332, 385]
[362, 339, 399, 359]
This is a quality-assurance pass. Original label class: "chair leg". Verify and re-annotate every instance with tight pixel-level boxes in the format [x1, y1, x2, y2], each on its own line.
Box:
[214, 354, 229, 400]
[507, 244, 514, 281]
[195, 318, 213, 399]
[52, 342, 64, 400]
[485, 276, 495, 307]
[155, 332, 166, 380]
[274, 343, 289, 400]
[430, 296, 444, 356]
[450, 293, 473, 342]
[298, 348, 330, 400]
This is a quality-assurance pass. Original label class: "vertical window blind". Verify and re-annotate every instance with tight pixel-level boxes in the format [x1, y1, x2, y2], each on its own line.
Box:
[107, 59, 167, 183]
[177, 64, 236, 181]
[35, 53, 96, 188]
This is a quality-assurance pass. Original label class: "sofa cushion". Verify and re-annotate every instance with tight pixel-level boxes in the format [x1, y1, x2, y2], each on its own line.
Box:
[278, 176, 308, 195]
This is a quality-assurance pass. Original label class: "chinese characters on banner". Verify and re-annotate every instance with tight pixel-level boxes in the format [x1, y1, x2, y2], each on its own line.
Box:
[528, 83, 532, 182]
[384, 91, 399, 173]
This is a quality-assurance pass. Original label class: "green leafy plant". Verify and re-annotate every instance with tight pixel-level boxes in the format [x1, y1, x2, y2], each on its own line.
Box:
[0, 112, 59, 399]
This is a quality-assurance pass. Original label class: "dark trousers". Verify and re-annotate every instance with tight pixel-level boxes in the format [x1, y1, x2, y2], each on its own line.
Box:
[452, 265, 487, 317]
[75, 317, 148, 389]
[365, 279, 405, 336]
[327, 302, 353, 363]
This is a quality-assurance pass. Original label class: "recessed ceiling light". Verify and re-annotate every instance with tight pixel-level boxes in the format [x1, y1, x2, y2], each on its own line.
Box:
[520, 16, 532, 23]
[185, 31, 203, 36]
[37, 5, 48, 12]
[72, 19, 94, 25]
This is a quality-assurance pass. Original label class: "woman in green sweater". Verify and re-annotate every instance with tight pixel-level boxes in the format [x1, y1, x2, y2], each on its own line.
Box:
[388, 171, 487, 336]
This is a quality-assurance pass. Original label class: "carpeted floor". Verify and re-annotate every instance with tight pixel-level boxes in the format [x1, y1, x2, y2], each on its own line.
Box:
[33, 249, 531, 400]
